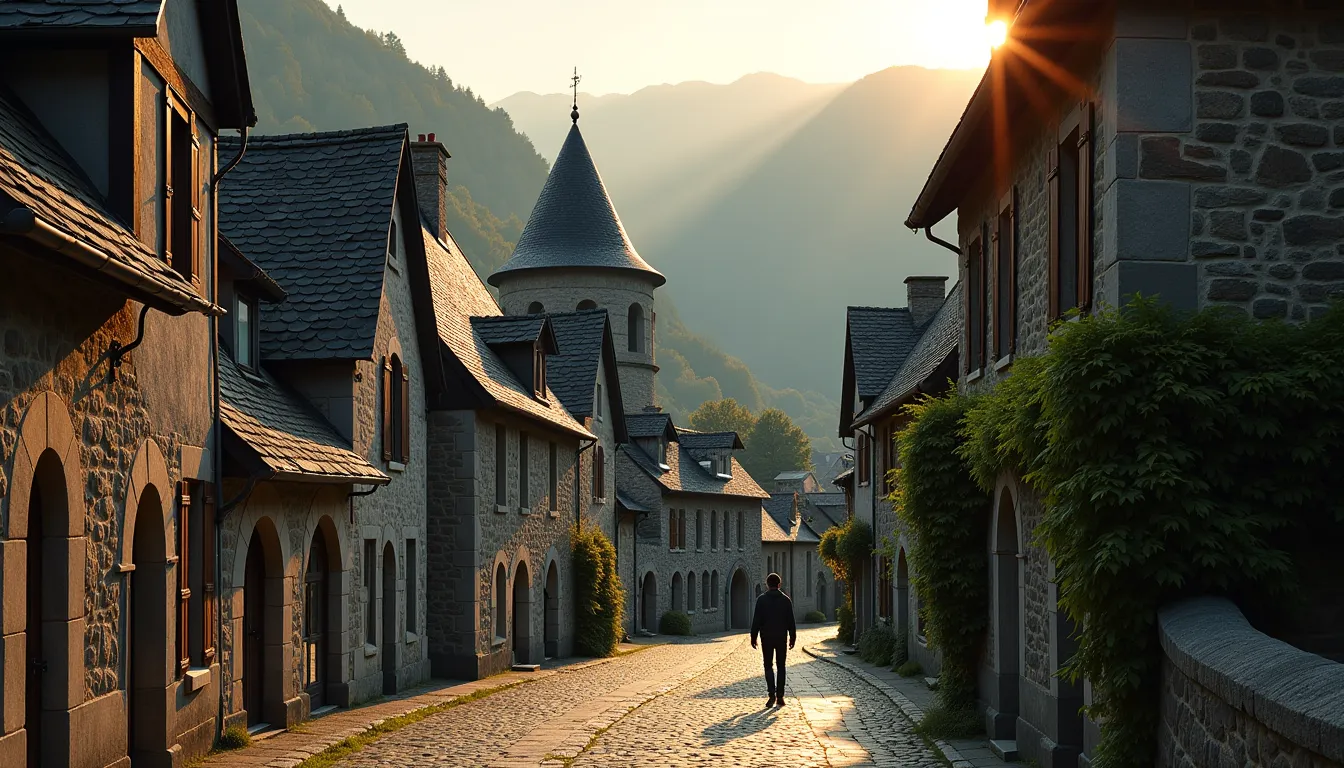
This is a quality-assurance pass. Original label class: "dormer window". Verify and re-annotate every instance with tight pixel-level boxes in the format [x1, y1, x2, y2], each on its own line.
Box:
[658, 440, 668, 468]
[387, 219, 399, 266]
[533, 343, 547, 399]
[167, 96, 202, 288]
[596, 383, 603, 420]
[718, 455, 732, 478]
[235, 294, 258, 369]
[382, 353, 411, 465]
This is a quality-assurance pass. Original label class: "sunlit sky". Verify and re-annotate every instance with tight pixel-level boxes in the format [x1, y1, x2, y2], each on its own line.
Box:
[321, 0, 991, 102]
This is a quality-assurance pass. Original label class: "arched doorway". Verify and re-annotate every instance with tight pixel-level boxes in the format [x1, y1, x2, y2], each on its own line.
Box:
[302, 526, 337, 707]
[544, 561, 559, 659]
[24, 451, 75, 766]
[512, 561, 532, 664]
[991, 487, 1022, 737]
[641, 572, 657, 632]
[242, 523, 284, 728]
[730, 569, 750, 630]
[670, 572, 683, 613]
[381, 542, 398, 694]
[127, 486, 168, 764]
[816, 573, 827, 617]
[896, 550, 910, 642]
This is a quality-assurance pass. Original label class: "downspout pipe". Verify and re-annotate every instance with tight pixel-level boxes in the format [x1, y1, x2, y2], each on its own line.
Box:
[924, 226, 962, 256]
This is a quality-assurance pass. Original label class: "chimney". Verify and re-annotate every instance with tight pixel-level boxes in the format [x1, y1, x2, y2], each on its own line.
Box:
[905, 275, 948, 326]
[409, 135, 450, 240]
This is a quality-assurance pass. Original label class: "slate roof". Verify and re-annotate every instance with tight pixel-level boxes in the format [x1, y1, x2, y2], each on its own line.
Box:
[471, 315, 546, 346]
[544, 309, 607, 419]
[0, 85, 217, 316]
[422, 225, 593, 438]
[0, 1, 163, 32]
[847, 307, 919, 397]
[616, 492, 654, 514]
[627, 412, 677, 440]
[856, 281, 963, 428]
[218, 126, 408, 361]
[762, 493, 821, 544]
[676, 429, 744, 450]
[775, 470, 812, 481]
[622, 442, 768, 500]
[761, 508, 791, 543]
[219, 353, 387, 485]
[488, 122, 664, 287]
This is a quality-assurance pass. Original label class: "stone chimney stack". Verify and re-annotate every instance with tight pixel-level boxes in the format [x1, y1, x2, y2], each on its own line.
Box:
[904, 275, 949, 326]
[410, 134, 450, 241]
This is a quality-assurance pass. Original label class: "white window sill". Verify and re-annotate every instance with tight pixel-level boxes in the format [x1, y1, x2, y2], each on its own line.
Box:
[548, 510, 560, 519]
[389, 461, 406, 473]
[966, 368, 984, 383]
[494, 504, 510, 515]
[993, 355, 1014, 373]
[405, 632, 418, 645]
[716, 473, 731, 480]
[592, 497, 607, 506]
[184, 667, 211, 693]
[658, 464, 671, 471]
[363, 644, 378, 658]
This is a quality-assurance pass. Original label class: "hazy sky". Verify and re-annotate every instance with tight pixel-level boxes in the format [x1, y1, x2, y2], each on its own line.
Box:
[322, 0, 991, 102]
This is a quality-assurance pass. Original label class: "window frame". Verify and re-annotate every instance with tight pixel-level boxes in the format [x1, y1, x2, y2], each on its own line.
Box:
[495, 423, 508, 506]
[405, 539, 417, 634]
[1049, 102, 1095, 321]
[519, 431, 530, 510]
[965, 232, 987, 374]
[165, 91, 202, 290]
[235, 293, 258, 369]
[993, 188, 1018, 360]
[364, 539, 377, 646]
[548, 442, 558, 512]
[857, 431, 870, 487]
[533, 343, 547, 400]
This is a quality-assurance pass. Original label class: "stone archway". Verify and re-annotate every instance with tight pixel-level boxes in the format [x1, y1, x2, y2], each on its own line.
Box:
[242, 518, 286, 728]
[512, 561, 532, 665]
[382, 542, 398, 694]
[544, 560, 560, 659]
[302, 518, 342, 709]
[990, 485, 1023, 738]
[730, 569, 750, 630]
[127, 485, 171, 766]
[641, 572, 657, 633]
[670, 571, 683, 614]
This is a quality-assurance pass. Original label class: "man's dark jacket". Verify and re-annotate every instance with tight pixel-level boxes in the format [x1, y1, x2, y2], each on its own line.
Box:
[751, 589, 797, 646]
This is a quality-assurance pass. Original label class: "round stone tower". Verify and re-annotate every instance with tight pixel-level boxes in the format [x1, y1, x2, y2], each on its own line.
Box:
[489, 113, 665, 413]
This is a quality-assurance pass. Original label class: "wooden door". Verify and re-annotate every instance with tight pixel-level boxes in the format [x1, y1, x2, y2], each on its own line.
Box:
[243, 534, 265, 725]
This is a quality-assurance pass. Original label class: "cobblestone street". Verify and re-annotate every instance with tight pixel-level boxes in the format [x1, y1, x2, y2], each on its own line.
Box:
[335, 625, 941, 767]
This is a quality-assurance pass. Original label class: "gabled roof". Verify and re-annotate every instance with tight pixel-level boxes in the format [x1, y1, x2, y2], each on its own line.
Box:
[855, 281, 963, 428]
[838, 306, 919, 435]
[545, 309, 628, 439]
[762, 493, 822, 544]
[218, 126, 408, 361]
[422, 225, 594, 439]
[219, 353, 387, 485]
[471, 315, 557, 351]
[219, 234, 285, 303]
[0, 1, 162, 34]
[0, 85, 218, 316]
[676, 429, 744, 451]
[761, 508, 791, 543]
[488, 122, 664, 287]
[775, 470, 813, 481]
[627, 412, 678, 441]
[621, 441, 768, 500]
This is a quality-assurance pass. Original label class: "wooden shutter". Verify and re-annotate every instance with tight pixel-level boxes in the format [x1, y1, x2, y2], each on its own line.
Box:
[381, 357, 393, 461]
[1077, 102, 1095, 312]
[1047, 145, 1061, 321]
[399, 363, 411, 463]
[962, 242, 973, 373]
[1006, 189, 1018, 354]
[177, 480, 192, 676]
[190, 119, 202, 287]
[163, 93, 175, 266]
[202, 481, 216, 666]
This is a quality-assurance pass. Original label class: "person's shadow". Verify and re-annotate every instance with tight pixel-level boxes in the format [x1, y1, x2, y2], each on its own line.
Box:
[700, 708, 780, 745]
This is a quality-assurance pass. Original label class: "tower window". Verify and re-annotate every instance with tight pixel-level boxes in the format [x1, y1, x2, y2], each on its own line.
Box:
[627, 304, 644, 353]
[577, 299, 597, 310]
[527, 301, 545, 314]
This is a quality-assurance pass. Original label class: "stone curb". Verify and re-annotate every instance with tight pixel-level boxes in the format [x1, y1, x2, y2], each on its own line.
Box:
[803, 644, 976, 768]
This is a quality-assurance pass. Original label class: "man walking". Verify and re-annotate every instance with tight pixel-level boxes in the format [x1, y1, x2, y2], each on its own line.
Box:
[750, 572, 797, 708]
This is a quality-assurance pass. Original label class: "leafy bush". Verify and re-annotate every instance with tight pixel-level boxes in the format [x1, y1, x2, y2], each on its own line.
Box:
[218, 725, 251, 751]
[891, 627, 909, 668]
[915, 705, 982, 740]
[954, 298, 1344, 767]
[819, 518, 873, 646]
[895, 659, 923, 678]
[836, 603, 854, 644]
[858, 620, 898, 666]
[659, 610, 693, 636]
[892, 391, 990, 712]
[572, 524, 626, 657]
[803, 610, 827, 624]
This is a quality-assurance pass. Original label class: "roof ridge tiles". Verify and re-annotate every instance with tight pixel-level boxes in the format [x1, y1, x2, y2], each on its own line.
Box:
[223, 124, 409, 147]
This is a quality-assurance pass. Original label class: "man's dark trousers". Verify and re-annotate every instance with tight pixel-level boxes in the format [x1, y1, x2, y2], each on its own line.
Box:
[761, 641, 786, 697]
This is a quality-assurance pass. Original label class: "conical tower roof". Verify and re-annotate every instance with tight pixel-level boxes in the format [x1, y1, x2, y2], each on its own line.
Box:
[488, 122, 665, 287]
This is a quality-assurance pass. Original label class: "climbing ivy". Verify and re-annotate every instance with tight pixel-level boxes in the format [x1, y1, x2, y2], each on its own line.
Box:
[890, 391, 990, 713]
[572, 523, 626, 657]
[819, 517, 873, 644]
[954, 298, 1344, 767]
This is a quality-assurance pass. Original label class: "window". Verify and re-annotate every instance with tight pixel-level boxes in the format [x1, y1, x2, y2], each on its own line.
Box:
[679, 510, 687, 551]
[737, 510, 744, 549]
[882, 424, 896, 495]
[995, 189, 1017, 360]
[669, 509, 678, 550]
[577, 299, 597, 310]
[965, 233, 987, 374]
[857, 431, 870, 486]
[382, 354, 410, 464]
[303, 532, 326, 690]
[388, 219, 399, 264]
[701, 570, 710, 608]
[807, 552, 813, 596]
[688, 572, 696, 610]
[519, 431, 530, 509]
[710, 510, 718, 550]
[1050, 103, 1094, 320]
[495, 424, 507, 506]
[657, 440, 667, 467]
[695, 510, 703, 550]
[364, 539, 377, 645]
[177, 480, 216, 674]
[878, 555, 893, 619]
[527, 301, 544, 314]
[494, 562, 508, 640]
[533, 343, 547, 399]
[167, 96, 201, 287]
[595, 383, 603, 420]
[711, 571, 719, 609]
[627, 304, 644, 353]
[592, 445, 605, 501]
[724, 510, 731, 550]
[235, 295, 257, 368]
[548, 442, 558, 512]
[405, 540, 417, 634]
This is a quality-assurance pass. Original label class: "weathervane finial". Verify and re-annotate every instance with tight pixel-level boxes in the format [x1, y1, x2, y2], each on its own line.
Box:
[570, 67, 581, 123]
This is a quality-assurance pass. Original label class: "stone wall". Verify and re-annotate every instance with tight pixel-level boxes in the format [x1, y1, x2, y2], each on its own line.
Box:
[426, 409, 479, 678]
[1158, 597, 1344, 768]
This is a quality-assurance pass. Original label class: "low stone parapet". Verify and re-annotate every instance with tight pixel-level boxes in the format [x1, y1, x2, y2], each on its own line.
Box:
[1158, 596, 1344, 767]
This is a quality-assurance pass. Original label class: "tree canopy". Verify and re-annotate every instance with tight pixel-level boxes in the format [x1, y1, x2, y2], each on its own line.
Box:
[687, 400, 813, 488]
[687, 398, 754, 436]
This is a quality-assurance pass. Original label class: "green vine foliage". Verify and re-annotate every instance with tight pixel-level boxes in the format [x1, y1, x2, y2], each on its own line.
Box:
[958, 298, 1344, 767]
[819, 518, 873, 644]
[572, 523, 626, 657]
[892, 392, 990, 712]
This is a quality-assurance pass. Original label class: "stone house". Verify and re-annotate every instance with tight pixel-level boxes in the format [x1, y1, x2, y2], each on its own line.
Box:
[415, 138, 603, 679]
[760, 492, 832, 621]
[902, 1, 1344, 765]
[216, 125, 443, 715]
[484, 110, 770, 639]
[0, 0, 253, 765]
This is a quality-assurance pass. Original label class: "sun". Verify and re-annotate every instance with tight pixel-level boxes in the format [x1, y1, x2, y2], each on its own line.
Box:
[986, 19, 1010, 50]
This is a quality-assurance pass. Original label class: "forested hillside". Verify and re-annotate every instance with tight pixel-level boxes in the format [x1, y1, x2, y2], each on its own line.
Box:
[237, 0, 839, 450]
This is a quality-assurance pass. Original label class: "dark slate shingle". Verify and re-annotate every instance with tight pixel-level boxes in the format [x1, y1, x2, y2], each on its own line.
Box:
[488, 123, 664, 287]
[544, 309, 607, 418]
[471, 315, 547, 346]
[621, 441, 768, 500]
[856, 282, 963, 426]
[626, 412, 675, 440]
[0, 1, 163, 31]
[676, 430, 743, 450]
[218, 126, 407, 361]
[847, 306, 919, 398]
